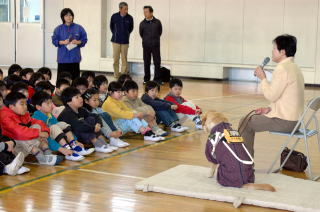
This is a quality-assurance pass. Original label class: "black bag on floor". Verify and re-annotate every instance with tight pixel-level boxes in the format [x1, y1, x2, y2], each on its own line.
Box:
[160, 66, 171, 82]
[281, 147, 308, 172]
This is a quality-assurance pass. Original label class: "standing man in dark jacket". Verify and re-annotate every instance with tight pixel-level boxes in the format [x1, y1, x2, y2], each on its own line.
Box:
[139, 6, 163, 84]
[110, 2, 134, 79]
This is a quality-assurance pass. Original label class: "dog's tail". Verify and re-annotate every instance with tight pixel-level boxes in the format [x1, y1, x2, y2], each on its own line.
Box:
[242, 183, 276, 192]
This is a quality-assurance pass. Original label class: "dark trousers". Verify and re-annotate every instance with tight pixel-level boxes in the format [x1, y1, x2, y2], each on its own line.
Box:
[57, 63, 80, 80]
[143, 45, 161, 82]
[100, 112, 118, 131]
[0, 151, 15, 175]
[156, 110, 179, 126]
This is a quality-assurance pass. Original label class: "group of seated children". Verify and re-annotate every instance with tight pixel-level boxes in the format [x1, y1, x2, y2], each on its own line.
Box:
[0, 64, 202, 176]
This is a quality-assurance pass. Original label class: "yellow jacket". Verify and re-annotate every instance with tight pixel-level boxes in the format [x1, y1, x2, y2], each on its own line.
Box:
[102, 96, 135, 120]
[260, 57, 304, 121]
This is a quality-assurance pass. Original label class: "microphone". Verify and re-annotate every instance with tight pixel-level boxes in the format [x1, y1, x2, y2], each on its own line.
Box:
[254, 57, 270, 76]
[260, 57, 270, 69]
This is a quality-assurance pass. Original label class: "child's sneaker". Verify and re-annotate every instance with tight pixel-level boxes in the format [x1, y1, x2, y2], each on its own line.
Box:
[144, 130, 165, 142]
[110, 137, 130, 148]
[195, 124, 203, 130]
[153, 128, 168, 136]
[95, 145, 114, 153]
[75, 146, 95, 156]
[38, 155, 64, 166]
[107, 144, 118, 151]
[4, 152, 24, 176]
[17, 166, 30, 175]
[65, 153, 85, 161]
[171, 124, 185, 132]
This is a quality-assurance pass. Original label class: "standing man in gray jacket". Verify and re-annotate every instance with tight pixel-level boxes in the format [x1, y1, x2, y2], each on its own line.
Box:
[110, 2, 134, 79]
[139, 6, 163, 84]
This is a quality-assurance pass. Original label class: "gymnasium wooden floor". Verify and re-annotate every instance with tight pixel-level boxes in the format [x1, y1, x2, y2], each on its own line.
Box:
[0, 76, 320, 212]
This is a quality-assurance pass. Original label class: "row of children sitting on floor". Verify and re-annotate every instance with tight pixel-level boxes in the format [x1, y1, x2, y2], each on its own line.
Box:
[0, 64, 202, 176]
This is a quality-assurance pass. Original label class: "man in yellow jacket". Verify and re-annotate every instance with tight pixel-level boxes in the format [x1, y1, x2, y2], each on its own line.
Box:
[240, 34, 304, 157]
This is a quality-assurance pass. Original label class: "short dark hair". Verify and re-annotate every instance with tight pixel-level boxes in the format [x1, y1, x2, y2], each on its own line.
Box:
[32, 91, 52, 107]
[273, 34, 297, 57]
[37, 67, 52, 79]
[143, 5, 153, 13]
[72, 77, 89, 88]
[117, 74, 132, 86]
[61, 87, 81, 105]
[4, 92, 26, 107]
[108, 81, 123, 92]
[0, 80, 6, 88]
[0, 69, 3, 75]
[60, 8, 74, 24]
[4, 75, 22, 89]
[11, 82, 28, 93]
[81, 71, 95, 79]
[8, 64, 22, 76]
[20, 68, 34, 77]
[123, 80, 138, 92]
[169, 78, 183, 88]
[94, 75, 108, 88]
[35, 81, 55, 93]
[58, 72, 72, 81]
[145, 81, 159, 92]
[56, 78, 70, 89]
[82, 88, 99, 101]
[29, 72, 45, 87]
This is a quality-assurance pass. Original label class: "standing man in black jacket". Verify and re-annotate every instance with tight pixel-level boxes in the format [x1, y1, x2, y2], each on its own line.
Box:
[139, 6, 163, 84]
[110, 2, 134, 79]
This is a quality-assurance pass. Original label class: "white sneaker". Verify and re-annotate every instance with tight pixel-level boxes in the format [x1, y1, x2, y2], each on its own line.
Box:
[144, 134, 164, 142]
[110, 137, 130, 148]
[38, 155, 64, 166]
[107, 144, 118, 151]
[76, 147, 95, 156]
[153, 128, 168, 136]
[65, 153, 85, 161]
[95, 145, 114, 153]
[17, 166, 30, 175]
[171, 125, 185, 133]
[5, 152, 24, 176]
[181, 125, 189, 131]
[195, 124, 203, 130]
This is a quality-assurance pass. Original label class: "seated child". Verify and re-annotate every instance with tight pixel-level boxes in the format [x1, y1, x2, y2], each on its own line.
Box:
[20, 68, 34, 84]
[32, 91, 95, 161]
[37, 67, 52, 82]
[0, 93, 29, 175]
[57, 72, 73, 85]
[117, 74, 132, 86]
[58, 87, 115, 153]
[11, 82, 36, 114]
[122, 80, 168, 136]
[141, 81, 187, 133]
[28, 72, 45, 99]
[102, 81, 164, 142]
[53, 78, 70, 107]
[165, 78, 202, 130]
[0, 80, 7, 99]
[35, 81, 55, 95]
[0, 92, 64, 165]
[72, 77, 89, 95]
[81, 71, 95, 89]
[8, 64, 22, 76]
[94, 75, 109, 105]
[82, 88, 127, 148]
[4, 75, 22, 92]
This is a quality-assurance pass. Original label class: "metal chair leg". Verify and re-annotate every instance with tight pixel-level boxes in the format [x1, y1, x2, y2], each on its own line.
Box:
[279, 138, 300, 171]
[303, 136, 313, 179]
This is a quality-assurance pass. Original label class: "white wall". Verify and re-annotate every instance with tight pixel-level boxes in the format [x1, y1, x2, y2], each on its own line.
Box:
[40, 0, 320, 84]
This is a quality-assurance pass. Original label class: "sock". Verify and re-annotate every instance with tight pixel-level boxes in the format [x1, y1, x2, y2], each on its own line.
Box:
[62, 143, 72, 150]
[69, 140, 77, 148]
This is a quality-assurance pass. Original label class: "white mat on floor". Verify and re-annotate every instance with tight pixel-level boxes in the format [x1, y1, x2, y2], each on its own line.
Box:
[135, 165, 320, 212]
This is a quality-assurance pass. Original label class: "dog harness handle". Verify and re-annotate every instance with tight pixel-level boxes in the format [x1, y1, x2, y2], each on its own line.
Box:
[222, 140, 254, 165]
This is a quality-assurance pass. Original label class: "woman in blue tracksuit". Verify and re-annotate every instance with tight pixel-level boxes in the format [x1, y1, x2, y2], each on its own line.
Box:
[52, 8, 88, 80]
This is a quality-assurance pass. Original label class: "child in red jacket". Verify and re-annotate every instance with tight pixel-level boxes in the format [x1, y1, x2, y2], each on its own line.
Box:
[0, 92, 63, 166]
[164, 78, 203, 130]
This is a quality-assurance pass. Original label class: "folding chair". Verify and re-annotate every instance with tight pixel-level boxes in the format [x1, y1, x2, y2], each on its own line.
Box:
[267, 97, 320, 181]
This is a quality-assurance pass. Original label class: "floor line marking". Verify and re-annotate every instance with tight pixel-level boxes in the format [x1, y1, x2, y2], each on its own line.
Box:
[78, 169, 146, 180]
